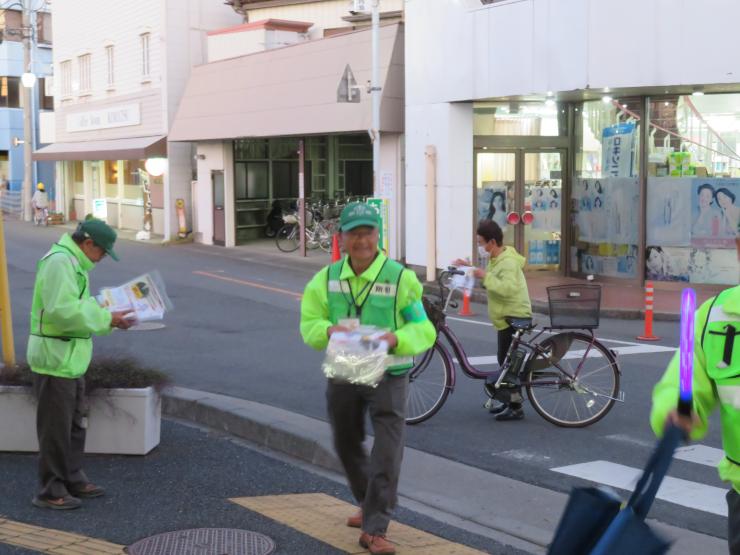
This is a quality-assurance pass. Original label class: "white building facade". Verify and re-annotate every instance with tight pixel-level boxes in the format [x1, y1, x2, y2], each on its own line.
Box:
[36, 0, 240, 239]
[170, 0, 406, 254]
[405, 0, 740, 287]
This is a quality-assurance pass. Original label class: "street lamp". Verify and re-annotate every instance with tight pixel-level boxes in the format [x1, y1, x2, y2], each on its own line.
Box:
[144, 157, 167, 177]
[21, 71, 36, 88]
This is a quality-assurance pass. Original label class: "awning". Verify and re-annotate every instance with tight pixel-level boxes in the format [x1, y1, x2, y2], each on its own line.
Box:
[169, 23, 404, 141]
[33, 135, 167, 161]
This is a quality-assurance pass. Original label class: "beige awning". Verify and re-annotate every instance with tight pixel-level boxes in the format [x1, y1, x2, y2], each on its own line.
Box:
[169, 23, 404, 141]
[33, 135, 167, 161]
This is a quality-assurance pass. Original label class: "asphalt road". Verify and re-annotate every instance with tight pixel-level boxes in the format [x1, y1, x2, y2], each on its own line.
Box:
[3, 220, 727, 540]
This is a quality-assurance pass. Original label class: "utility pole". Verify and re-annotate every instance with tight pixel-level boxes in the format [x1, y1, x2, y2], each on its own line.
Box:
[370, 0, 381, 196]
[21, 0, 33, 222]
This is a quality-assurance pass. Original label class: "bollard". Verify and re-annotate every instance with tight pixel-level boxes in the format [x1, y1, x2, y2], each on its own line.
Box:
[637, 281, 660, 341]
[331, 234, 341, 263]
[459, 288, 474, 317]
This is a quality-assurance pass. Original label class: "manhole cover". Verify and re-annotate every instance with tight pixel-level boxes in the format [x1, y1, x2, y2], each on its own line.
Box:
[125, 528, 275, 555]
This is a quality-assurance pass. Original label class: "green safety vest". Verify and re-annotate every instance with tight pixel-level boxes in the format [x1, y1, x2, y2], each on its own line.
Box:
[701, 287, 740, 468]
[326, 258, 413, 374]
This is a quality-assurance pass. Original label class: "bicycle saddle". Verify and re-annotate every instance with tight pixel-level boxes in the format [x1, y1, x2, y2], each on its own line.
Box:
[505, 317, 535, 331]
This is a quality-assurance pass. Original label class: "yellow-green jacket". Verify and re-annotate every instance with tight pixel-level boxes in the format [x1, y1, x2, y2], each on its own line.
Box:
[651, 285, 740, 493]
[300, 252, 436, 373]
[483, 246, 532, 330]
[26, 234, 112, 379]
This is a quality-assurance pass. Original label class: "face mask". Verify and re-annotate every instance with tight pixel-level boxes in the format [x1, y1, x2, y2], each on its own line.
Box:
[478, 245, 489, 259]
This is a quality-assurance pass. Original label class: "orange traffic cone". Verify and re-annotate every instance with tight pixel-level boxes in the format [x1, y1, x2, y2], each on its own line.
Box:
[459, 288, 474, 316]
[331, 234, 341, 262]
[637, 281, 660, 341]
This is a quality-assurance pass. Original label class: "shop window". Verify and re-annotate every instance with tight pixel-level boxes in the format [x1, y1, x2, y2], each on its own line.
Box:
[72, 161, 84, 196]
[0, 77, 20, 108]
[234, 139, 268, 160]
[37, 12, 52, 44]
[474, 101, 567, 137]
[78, 54, 91, 94]
[269, 138, 298, 160]
[60, 60, 72, 97]
[272, 160, 312, 199]
[0, 10, 22, 42]
[344, 161, 373, 197]
[105, 160, 119, 198]
[37, 78, 54, 110]
[123, 160, 146, 202]
[235, 162, 269, 199]
[572, 98, 642, 279]
[645, 94, 740, 285]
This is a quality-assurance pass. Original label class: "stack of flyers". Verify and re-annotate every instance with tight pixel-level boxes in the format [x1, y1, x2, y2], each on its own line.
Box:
[97, 271, 173, 323]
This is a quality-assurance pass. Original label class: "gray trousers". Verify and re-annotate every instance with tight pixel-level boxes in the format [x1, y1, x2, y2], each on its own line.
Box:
[728, 489, 740, 554]
[326, 374, 408, 535]
[33, 374, 89, 499]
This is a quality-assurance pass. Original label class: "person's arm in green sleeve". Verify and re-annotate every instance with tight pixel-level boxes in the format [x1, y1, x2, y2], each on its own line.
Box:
[393, 270, 436, 357]
[39, 256, 112, 336]
[300, 268, 333, 351]
[482, 259, 520, 298]
[650, 302, 718, 441]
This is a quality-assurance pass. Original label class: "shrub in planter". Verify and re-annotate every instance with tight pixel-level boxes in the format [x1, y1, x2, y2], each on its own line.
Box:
[0, 357, 171, 455]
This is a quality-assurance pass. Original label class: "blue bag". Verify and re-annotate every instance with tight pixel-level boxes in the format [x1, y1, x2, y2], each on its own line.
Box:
[548, 425, 684, 555]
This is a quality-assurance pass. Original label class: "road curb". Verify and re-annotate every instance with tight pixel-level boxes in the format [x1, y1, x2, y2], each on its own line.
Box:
[162, 386, 342, 474]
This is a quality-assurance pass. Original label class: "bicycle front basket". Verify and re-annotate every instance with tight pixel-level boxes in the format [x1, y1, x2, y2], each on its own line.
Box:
[547, 284, 601, 329]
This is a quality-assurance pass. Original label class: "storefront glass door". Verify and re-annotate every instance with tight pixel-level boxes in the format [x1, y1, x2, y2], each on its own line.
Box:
[475, 149, 565, 272]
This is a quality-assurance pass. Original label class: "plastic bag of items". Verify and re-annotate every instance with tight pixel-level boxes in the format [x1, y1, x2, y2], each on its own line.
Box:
[322, 327, 389, 388]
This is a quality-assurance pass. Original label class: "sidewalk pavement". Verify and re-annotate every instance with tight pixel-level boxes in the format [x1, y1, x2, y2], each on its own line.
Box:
[163, 386, 727, 555]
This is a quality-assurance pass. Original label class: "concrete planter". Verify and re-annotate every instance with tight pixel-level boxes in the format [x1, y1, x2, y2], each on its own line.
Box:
[0, 385, 161, 455]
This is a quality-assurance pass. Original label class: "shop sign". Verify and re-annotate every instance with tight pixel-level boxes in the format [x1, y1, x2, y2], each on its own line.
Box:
[67, 104, 141, 132]
[92, 198, 108, 221]
[367, 197, 390, 254]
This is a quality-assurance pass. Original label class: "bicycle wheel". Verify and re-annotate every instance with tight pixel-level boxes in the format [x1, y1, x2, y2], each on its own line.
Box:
[276, 224, 299, 252]
[317, 226, 332, 252]
[406, 341, 453, 425]
[524, 332, 619, 428]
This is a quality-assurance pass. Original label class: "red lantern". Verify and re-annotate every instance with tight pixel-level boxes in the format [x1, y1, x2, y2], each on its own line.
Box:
[522, 211, 535, 225]
[506, 211, 521, 225]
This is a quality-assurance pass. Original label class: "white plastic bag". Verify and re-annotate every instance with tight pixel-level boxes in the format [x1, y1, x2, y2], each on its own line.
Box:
[323, 326, 389, 387]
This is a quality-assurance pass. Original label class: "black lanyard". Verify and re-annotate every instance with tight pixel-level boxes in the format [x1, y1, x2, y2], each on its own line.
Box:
[341, 259, 388, 318]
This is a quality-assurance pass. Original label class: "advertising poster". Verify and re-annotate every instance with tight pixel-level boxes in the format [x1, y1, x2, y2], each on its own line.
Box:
[646, 178, 692, 246]
[691, 178, 740, 248]
[689, 248, 737, 285]
[645, 246, 690, 282]
[477, 183, 509, 230]
[529, 185, 562, 231]
[602, 123, 637, 178]
[573, 178, 639, 245]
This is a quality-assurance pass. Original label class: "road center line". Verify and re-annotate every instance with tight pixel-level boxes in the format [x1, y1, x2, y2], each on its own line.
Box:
[193, 270, 303, 299]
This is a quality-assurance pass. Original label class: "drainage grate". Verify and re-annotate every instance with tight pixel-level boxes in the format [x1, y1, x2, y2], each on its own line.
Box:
[125, 528, 276, 555]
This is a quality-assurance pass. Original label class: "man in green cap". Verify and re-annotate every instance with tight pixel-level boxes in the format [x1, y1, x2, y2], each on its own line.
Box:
[27, 219, 132, 510]
[301, 202, 436, 555]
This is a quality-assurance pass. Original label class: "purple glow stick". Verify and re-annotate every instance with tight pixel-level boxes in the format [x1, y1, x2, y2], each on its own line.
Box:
[678, 288, 696, 417]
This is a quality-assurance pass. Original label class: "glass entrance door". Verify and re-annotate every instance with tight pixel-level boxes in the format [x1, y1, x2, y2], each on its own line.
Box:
[475, 149, 565, 272]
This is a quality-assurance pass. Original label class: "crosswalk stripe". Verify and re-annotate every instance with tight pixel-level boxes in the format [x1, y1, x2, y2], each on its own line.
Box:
[0, 517, 123, 553]
[230, 493, 485, 554]
[457, 344, 675, 366]
[551, 460, 728, 516]
[674, 445, 725, 468]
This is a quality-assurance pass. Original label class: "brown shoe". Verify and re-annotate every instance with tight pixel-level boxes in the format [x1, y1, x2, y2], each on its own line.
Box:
[32, 495, 81, 510]
[347, 509, 362, 528]
[359, 532, 396, 555]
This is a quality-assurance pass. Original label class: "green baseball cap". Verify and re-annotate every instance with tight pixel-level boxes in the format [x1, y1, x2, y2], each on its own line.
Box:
[339, 202, 380, 232]
[78, 219, 119, 261]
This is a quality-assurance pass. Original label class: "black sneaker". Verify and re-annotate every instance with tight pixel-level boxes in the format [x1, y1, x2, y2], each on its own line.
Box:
[495, 406, 525, 421]
[484, 399, 508, 414]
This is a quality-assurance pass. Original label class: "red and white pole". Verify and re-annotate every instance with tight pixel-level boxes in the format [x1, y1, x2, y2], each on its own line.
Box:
[637, 281, 660, 341]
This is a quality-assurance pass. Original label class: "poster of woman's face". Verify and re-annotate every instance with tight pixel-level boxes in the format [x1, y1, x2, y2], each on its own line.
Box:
[645, 246, 689, 282]
[478, 184, 509, 231]
[691, 179, 740, 248]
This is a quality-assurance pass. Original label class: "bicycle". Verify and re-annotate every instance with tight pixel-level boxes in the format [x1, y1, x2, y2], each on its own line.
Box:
[406, 268, 623, 428]
[33, 206, 48, 226]
[276, 211, 335, 253]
